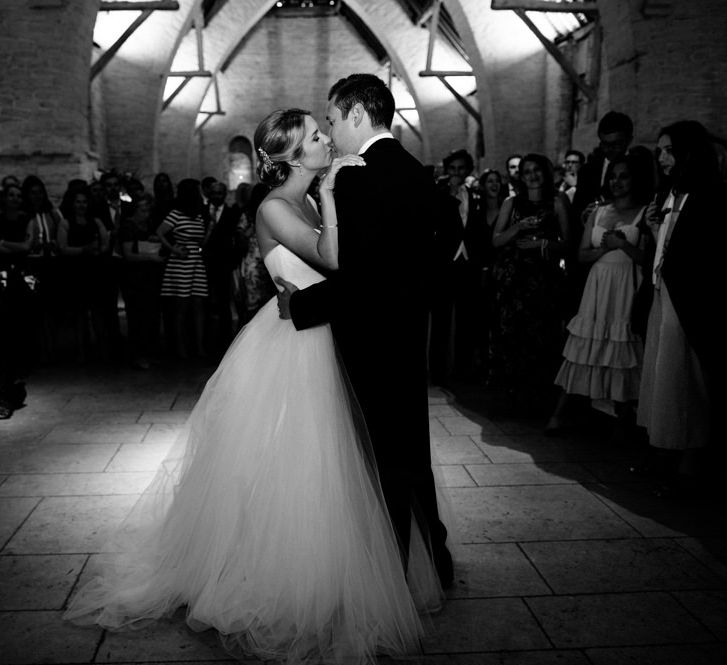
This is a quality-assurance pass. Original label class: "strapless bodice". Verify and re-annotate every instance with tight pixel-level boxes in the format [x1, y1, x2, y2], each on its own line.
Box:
[263, 243, 326, 291]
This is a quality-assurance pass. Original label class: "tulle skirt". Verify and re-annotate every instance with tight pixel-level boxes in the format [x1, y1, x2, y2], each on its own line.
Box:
[64, 298, 442, 663]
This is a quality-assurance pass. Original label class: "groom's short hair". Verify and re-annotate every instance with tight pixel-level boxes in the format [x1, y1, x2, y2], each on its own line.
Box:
[328, 74, 395, 130]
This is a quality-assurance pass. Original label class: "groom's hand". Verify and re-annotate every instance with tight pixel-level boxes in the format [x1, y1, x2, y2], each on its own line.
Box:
[275, 277, 298, 320]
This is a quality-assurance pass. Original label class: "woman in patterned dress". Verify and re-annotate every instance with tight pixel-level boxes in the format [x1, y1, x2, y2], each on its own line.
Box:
[157, 179, 210, 359]
[490, 153, 570, 412]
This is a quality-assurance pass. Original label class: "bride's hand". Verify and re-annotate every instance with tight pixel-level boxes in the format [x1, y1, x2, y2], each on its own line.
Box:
[320, 155, 365, 193]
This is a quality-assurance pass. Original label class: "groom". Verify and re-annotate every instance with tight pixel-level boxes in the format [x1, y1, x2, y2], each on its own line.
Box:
[276, 73, 453, 588]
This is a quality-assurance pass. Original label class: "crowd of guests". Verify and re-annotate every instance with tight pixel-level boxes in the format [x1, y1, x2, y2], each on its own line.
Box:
[430, 112, 725, 498]
[2, 111, 724, 497]
[0, 170, 276, 419]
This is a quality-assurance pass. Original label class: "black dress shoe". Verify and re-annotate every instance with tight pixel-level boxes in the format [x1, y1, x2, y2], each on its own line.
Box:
[433, 545, 454, 589]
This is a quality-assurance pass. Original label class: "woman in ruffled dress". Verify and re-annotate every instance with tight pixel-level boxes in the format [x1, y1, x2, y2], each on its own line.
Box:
[546, 151, 654, 433]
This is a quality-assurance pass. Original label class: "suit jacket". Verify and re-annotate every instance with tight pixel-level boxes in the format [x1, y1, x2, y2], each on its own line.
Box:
[433, 185, 487, 269]
[661, 185, 725, 374]
[571, 149, 608, 223]
[203, 204, 244, 274]
[289, 138, 435, 470]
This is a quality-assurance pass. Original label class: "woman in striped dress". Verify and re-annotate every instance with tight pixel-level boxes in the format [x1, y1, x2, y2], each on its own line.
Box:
[157, 179, 210, 358]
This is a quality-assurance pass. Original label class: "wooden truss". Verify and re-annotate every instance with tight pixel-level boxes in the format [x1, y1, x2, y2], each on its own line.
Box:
[492, 0, 598, 101]
[91, 1, 180, 80]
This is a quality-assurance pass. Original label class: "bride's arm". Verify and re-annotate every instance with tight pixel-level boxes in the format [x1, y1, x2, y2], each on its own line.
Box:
[317, 189, 338, 269]
[257, 199, 334, 270]
[316, 154, 366, 270]
[258, 155, 365, 271]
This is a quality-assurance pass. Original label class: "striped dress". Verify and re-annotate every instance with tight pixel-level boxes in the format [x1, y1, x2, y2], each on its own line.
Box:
[160, 210, 209, 298]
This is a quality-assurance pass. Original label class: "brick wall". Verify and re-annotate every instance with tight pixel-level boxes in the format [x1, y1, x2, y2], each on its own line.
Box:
[0, 0, 98, 200]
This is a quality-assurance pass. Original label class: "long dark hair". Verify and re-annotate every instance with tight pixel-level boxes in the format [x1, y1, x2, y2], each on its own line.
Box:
[657, 120, 721, 195]
[21, 175, 53, 215]
[515, 153, 556, 203]
[604, 150, 655, 206]
[478, 168, 507, 207]
[59, 186, 92, 223]
[174, 179, 203, 217]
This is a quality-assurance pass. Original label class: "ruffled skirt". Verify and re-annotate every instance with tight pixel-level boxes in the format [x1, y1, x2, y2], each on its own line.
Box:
[555, 259, 642, 404]
[64, 298, 442, 663]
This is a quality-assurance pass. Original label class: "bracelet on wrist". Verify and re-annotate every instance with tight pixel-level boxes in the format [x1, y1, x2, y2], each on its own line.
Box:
[322, 224, 337, 229]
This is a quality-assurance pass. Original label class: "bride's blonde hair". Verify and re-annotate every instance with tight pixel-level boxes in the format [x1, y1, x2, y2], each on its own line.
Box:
[253, 109, 310, 187]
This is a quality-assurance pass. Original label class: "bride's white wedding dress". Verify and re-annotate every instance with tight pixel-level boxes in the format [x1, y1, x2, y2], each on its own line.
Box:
[64, 241, 443, 664]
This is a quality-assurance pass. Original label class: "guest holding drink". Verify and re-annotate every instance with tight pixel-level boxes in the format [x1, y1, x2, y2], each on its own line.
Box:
[490, 154, 570, 411]
[636, 120, 725, 495]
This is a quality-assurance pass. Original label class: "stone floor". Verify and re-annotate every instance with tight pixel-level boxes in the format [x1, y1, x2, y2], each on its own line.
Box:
[1, 362, 726, 665]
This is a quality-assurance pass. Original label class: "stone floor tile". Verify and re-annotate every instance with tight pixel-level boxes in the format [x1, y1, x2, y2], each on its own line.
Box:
[415, 651, 591, 664]
[0, 497, 40, 549]
[436, 465, 477, 488]
[588, 484, 724, 538]
[0, 471, 155, 497]
[143, 423, 185, 444]
[0, 442, 119, 473]
[429, 419, 450, 437]
[432, 437, 490, 465]
[82, 411, 144, 424]
[585, 643, 727, 665]
[581, 460, 643, 484]
[445, 485, 637, 543]
[421, 598, 550, 653]
[488, 418, 544, 435]
[675, 537, 727, 580]
[427, 387, 451, 404]
[65, 393, 177, 411]
[439, 416, 503, 437]
[521, 538, 725, 594]
[673, 590, 727, 640]
[138, 409, 192, 423]
[491, 435, 633, 463]
[172, 394, 202, 411]
[105, 442, 175, 472]
[448, 543, 551, 598]
[526, 591, 714, 648]
[42, 424, 149, 445]
[0, 554, 86, 609]
[96, 612, 231, 662]
[465, 462, 593, 487]
[0, 610, 101, 664]
[428, 404, 460, 418]
[4, 495, 138, 554]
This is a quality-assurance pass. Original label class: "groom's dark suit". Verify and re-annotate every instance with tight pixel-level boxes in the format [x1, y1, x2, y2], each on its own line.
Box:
[289, 137, 450, 579]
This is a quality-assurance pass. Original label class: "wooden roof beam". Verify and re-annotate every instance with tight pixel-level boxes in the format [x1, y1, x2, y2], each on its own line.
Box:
[98, 1, 179, 10]
[514, 8, 596, 100]
[492, 0, 598, 14]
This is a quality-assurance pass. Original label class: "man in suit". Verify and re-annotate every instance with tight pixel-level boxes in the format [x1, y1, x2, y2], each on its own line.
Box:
[204, 181, 245, 355]
[276, 74, 453, 588]
[572, 111, 634, 225]
[429, 148, 488, 385]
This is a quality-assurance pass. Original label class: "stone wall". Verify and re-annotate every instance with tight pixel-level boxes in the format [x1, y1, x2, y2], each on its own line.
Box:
[0, 0, 98, 200]
[2, 0, 727, 199]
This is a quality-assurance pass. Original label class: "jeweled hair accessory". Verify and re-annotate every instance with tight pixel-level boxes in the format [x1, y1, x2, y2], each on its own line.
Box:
[257, 147, 273, 169]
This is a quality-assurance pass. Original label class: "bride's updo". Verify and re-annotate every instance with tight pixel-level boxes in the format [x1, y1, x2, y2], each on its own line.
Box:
[253, 108, 311, 187]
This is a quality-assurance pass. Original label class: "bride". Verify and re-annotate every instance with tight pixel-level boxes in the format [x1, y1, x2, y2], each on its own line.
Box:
[64, 108, 443, 664]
